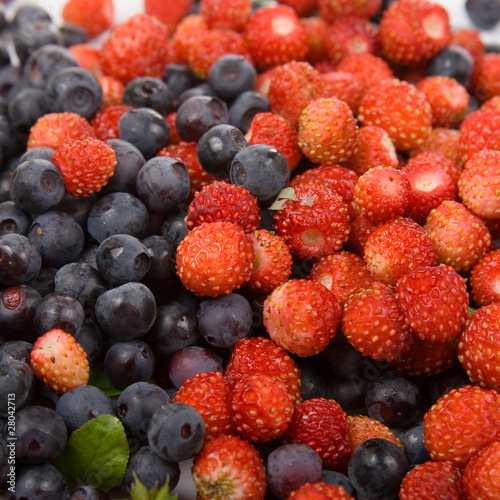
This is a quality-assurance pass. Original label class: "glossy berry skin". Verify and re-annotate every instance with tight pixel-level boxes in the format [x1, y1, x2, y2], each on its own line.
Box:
[397, 420, 431, 466]
[462, 440, 500, 500]
[426, 45, 475, 87]
[162, 63, 200, 103]
[148, 402, 205, 462]
[348, 438, 410, 500]
[8, 87, 50, 134]
[123, 76, 175, 116]
[0, 286, 41, 338]
[228, 90, 270, 134]
[0, 357, 34, 418]
[6, 464, 68, 500]
[0, 201, 31, 236]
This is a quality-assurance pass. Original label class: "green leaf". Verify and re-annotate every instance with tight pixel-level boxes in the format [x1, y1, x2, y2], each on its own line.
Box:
[130, 472, 178, 500]
[53, 414, 129, 492]
[88, 363, 123, 397]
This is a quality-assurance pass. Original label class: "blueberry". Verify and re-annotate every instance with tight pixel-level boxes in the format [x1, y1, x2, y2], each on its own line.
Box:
[118, 107, 171, 160]
[116, 381, 171, 440]
[45, 67, 103, 120]
[123, 76, 175, 116]
[27, 211, 85, 268]
[295, 357, 328, 401]
[0, 233, 42, 288]
[0, 340, 33, 365]
[87, 192, 150, 243]
[124, 446, 180, 492]
[0, 200, 32, 235]
[160, 208, 188, 245]
[0, 358, 34, 417]
[13, 405, 67, 465]
[0, 434, 7, 486]
[142, 235, 177, 282]
[10, 5, 52, 29]
[146, 301, 200, 356]
[175, 95, 229, 142]
[426, 45, 474, 88]
[208, 54, 257, 102]
[266, 443, 323, 499]
[94, 282, 157, 341]
[465, 0, 500, 29]
[326, 376, 368, 415]
[0, 65, 22, 101]
[162, 63, 200, 102]
[104, 340, 155, 389]
[196, 123, 248, 179]
[148, 402, 205, 462]
[7, 463, 68, 500]
[230, 144, 290, 206]
[55, 385, 115, 433]
[9, 159, 65, 214]
[0, 285, 41, 338]
[95, 233, 151, 286]
[103, 139, 146, 196]
[33, 291, 85, 337]
[348, 438, 409, 500]
[397, 420, 431, 466]
[73, 319, 102, 367]
[17, 146, 54, 165]
[26, 266, 56, 298]
[228, 90, 270, 134]
[197, 292, 252, 348]
[67, 485, 110, 500]
[7, 87, 49, 133]
[176, 82, 216, 108]
[321, 470, 356, 497]
[58, 23, 89, 48]
[136, 156, 190, 214]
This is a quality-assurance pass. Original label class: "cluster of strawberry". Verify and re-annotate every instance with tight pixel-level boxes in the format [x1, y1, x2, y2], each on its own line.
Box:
[20, 0, 500, 497]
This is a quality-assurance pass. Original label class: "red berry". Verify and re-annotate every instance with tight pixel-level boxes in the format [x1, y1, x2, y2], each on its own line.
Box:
[289, 482, 356, 500]
[278, 0, 318, 17]
[90, 104, 130, 141]
[62, 0, 113, 39]
[318, 0, 382, 22]
[97, 75, 125, 110]
[68, 44, 103, 77]
[200, 0, 252, 31]
[469, 249, 500, 307]
[301, 17, 330, 64]
[470, 52, 500, 103]
[409, 127, 462, 166]
[462, 440, 500, 500]
[450, 27, 485, 63]
[144, 0, 194, 33]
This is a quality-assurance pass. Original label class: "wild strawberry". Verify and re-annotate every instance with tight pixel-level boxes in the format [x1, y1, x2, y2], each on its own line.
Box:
[301, 16, 330, 64]
[458, 149, 500, 220]
[324, 16, 380, 66]
[450, 27, 485, 63]
[309, 250, 374, 306]
[62, 0, 113, 39]
[267, 61, 321, 128]
[283, 397, 349, 469]
[245, 112, 303, 171]
[185, 180, 260, 233]
[245, 229, 293, 294]
[176, 221, 254, 297]
[346, 214, 381, 256]
[391, 332, 458, 376]
[342, 282, 413, 362]
[379, 0, 451, 65]
[100, 14, 175, 83]
[51, 138, 116, 197]
[263, 278, 342, 357]
[423, 385, 500, 467]
[315, 71, 366, 115]
[318, 0, 382, 22]
[97, 75, 125, 109]
[416, 76, 470, 129]
[401, 152, 458, 224]
[191, 434, 266, 500]
[165, 113, 181, 145]
[272, 181, 351, 260]
[363, 217, 437, 285]
[30, 328, 90, 395]
[298, 97, 359, 165]
[159, 142, 215, 199]
[27, 112, 96, 150]
[396, 265, 469, 343]
[231, 373, 294, 443]
[358, 78, 433, 152]
[469, 249, 500, 307]
[462, 440, 500, 500]
[279, 0, 319, 17]
[171, 14, 208, 64]
[144, 0, 194, 33]
[398, 461, 464, 500]
[68, 44, 103, 77]
[346, 126, 399, 176]
[458, 109, 500, 165]
[288, 482, 356, 500]
[470, 52, 500, 103]
[424, 200, 491, 272]
[481, 95, 500, 114]
[90, 104, 130, 141]
[409, 127, 462, 166]
[243, 5, 308, 71]
[200, 0, 252, 31]
[457, 303, 500, 392]
[225, 336, 302, 407]
[353, 166, 411, 224]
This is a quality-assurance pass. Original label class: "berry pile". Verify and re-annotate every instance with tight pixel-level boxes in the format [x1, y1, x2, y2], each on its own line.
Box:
[1, 0, 500, 499]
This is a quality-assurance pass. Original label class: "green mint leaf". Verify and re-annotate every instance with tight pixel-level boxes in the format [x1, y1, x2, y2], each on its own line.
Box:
[54, 414, 129, 492]
[88, 363, 123, 397]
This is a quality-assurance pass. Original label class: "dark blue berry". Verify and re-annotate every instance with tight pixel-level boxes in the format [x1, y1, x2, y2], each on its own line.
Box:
[0, 200, 32, 236]
[17, 146, 54, 165]
[176, 82, 216, 108]
[123, 76, 175, 116]
[55, 385, 115, 433]
[6, 463, 68, 500]
[0, 358, 34, 417]
[162, 63, 200, 103]
[95, 233, 151, 286]
[26, 266, 56, 298]
[104, 340, 155, 389]
[230, 144, 290, 206]
[136, 156, 190, 214]
[10, 5, 52, 30]
[466, 0, 500, 29]
[142, 235, 177, 282]
[58, 24, 88, 47]
[73, 319, 102, 367]
[175, 95, 229, 143]
[45, 67, 103, 120]
[116, 381, 171, 441]
[0, 285, 41, 338]
[160, 208, 188, 245]
[0, 340, 33, 365]
[27, 211, 85, 268]
[8, 87, 48, 133]
[147, 402, 205, 462]
[426, 45, 474, 88]
[196, 292, 252, 348]
[326, 376, 368, 415]
[228, 90, 270, 134]
[321, 470, 356, 497]
[294, 357, 327, 401]
[118, 107, 171, 160]
[87, 192, 150, 243]
[67, 485, 110, 500]
[196, 123, 248, 179]
[94, 282, 157, 341]
[397, 420, 431, 466]
[0, 66, 22, 101]
[9, 159, 65, 214]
